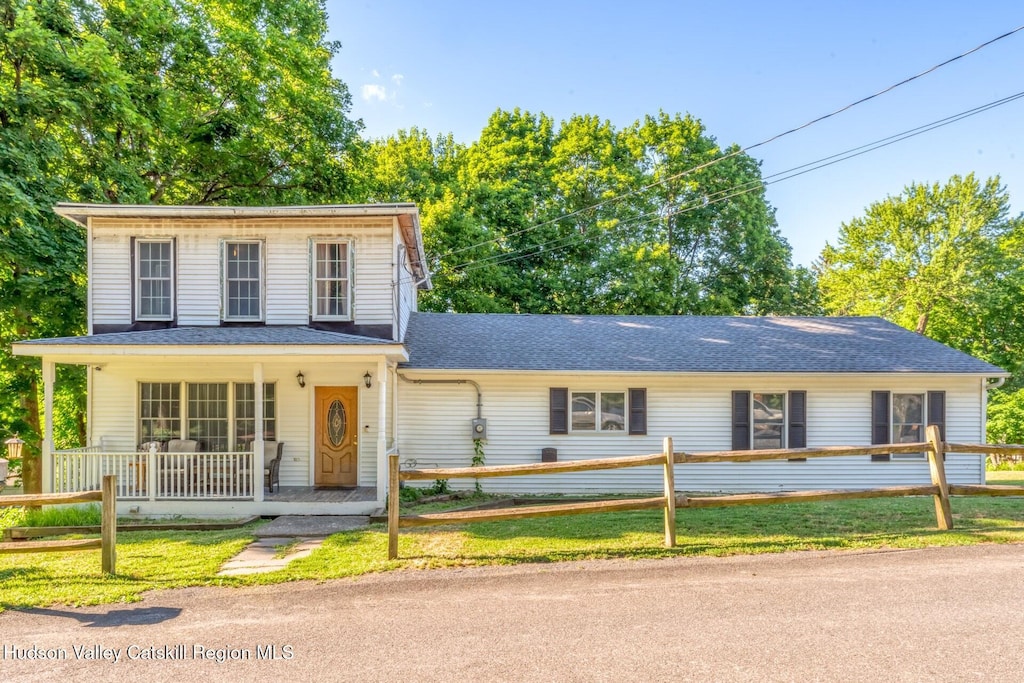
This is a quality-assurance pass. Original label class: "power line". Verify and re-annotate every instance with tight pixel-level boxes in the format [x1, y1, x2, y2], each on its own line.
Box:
[428, 23, 1024, 265]
[440, 88, 1024, 276]
[743, 23, 1024, 153]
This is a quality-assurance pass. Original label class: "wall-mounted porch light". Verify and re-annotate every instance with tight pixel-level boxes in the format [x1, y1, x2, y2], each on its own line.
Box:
[296, 371, 305, 388]
[363, 371, 372, 389]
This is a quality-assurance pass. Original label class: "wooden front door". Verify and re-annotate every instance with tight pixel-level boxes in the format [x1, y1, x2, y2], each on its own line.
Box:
[315, 386, 358, 488]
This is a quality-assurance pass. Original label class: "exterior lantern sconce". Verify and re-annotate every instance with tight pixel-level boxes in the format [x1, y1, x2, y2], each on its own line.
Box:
[296, 371, 305, 388]
[363, 371, 372, 389]
[5, 434, 24, 461]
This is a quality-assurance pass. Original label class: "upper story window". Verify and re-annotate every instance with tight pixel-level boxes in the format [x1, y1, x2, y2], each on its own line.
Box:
[312, 240, 352, 320]
[135, 239, 174, 321]
[223, 241, 263, 321]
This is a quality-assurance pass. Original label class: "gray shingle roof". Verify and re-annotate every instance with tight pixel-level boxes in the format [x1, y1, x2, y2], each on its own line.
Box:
[401, 313, 1005, 374]
[17, 326, 395, 346]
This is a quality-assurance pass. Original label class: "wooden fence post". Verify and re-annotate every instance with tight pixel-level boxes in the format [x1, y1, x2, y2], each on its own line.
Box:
[388, 454, 400, 560]
[101, 475, 116, 574]
[926, 425, 953, 530]
[663, 437, 676, 548]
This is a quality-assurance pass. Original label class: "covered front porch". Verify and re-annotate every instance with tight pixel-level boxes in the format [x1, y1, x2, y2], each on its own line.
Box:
[49, 444, 387, 515]
[13, 326, 407, 516]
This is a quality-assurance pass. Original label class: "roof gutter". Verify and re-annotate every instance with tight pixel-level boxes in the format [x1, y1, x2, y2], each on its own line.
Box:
[986, 377, 1007, 390]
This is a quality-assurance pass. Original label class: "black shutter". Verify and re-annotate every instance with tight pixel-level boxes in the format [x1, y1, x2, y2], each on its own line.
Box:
[550, 388, 568, 435]
[927, 391, 946, 454]
[788, 391, 807, 460]
[628, 388, 647, 435]
[871, 391, 891, 462]
[732, 391, 750, 451]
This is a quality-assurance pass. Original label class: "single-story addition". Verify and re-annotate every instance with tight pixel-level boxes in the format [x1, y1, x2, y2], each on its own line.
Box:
[12, 202, 1007, 516]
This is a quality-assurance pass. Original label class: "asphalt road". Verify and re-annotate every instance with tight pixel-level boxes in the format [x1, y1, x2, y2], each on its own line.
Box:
[2, 544, 1024, 682]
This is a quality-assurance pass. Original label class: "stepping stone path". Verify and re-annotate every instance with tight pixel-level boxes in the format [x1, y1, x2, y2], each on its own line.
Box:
[218, 515, 370, 576]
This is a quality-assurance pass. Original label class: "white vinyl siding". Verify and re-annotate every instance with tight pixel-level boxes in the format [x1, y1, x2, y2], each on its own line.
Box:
[397, 372, 986, 494]
[396, 248, 417, 341]
[91, 232, 132, 325]
[88, 218, 400, 327]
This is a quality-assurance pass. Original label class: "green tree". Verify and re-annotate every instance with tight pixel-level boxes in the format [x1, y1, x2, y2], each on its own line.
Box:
[1, 0, 362, 448]
[817, 173, 1024, 442]
[818, 174, 1010, 336]
[363, 108, 807, 317]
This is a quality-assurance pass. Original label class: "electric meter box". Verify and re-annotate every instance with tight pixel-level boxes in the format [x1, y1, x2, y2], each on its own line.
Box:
[471, 418, 487, 440]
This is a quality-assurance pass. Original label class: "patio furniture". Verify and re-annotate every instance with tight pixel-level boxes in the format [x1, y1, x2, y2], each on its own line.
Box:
[161, 439, 199, 497]
[264, 441, 284, 493]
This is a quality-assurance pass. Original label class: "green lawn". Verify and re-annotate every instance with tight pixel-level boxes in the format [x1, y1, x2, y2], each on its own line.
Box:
[2, 484, 1024, 612]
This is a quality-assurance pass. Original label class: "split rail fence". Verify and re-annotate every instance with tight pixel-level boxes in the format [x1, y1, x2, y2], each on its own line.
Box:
[386, 426, 1024, 559]
[0, 474, 117, 573]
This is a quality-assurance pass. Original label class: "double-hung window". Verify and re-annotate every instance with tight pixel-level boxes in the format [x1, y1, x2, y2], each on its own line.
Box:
[135, 239, 174, 321]
[138, 382, 276, 451]
[311, 240, 352, 320]
[570, 391, 626, 432]
[223, 241, 263, 321]
[752, 392, 785, 449]
[549, 388, 647, 435]
[731, 391, 807, 451]
[139, 382, 181, 442]
[871, 391, 945, 461]
[234, 383, 277, 452]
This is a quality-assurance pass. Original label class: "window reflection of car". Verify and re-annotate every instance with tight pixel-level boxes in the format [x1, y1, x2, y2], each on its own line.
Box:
[571, 395, 624, 430]
[752, 398, 784, 447]
[753, 398, 783, 422]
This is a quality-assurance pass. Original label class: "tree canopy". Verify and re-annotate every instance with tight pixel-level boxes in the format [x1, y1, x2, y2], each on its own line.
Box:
[0, 0, 360, 448]
[361, 109, 815, 317]
[817, 173, 1024, 442]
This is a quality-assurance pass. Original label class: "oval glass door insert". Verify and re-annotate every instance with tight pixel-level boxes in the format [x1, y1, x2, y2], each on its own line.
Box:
[327, 399, 347, 447]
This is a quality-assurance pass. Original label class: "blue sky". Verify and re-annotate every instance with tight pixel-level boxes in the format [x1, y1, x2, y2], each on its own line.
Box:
[327, 2, 1023, 267]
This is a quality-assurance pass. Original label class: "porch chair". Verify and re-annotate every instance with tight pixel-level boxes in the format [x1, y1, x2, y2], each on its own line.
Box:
[162, 439, 199, 497]
[264, 441, 284, 493]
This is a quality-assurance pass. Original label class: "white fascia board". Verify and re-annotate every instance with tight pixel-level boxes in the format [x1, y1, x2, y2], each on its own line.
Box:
[395, 368, 1009, 379]
[12, 344, 409, 362]
[54, 203, 419, 227]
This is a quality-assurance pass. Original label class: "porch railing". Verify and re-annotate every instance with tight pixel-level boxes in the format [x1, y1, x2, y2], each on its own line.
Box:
[52, 449, 256, 501]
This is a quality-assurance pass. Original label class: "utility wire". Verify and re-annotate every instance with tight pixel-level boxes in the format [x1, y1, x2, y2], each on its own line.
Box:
[440, 88, 1024, 276]
[429, 23, 1024, 264]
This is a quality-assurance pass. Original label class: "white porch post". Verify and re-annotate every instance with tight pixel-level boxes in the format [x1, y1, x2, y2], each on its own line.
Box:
[377, 358, 388, 502]
[42, 359, 55, 493]
[253, 362, 265, 503]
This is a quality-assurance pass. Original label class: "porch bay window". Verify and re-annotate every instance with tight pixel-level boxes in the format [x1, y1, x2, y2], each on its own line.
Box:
[138, 381, 276, 451]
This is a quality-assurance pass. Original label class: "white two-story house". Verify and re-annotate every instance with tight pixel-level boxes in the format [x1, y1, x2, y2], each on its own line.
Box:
[14, 202, 1007, 517]
[15, 203, 428, 515]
